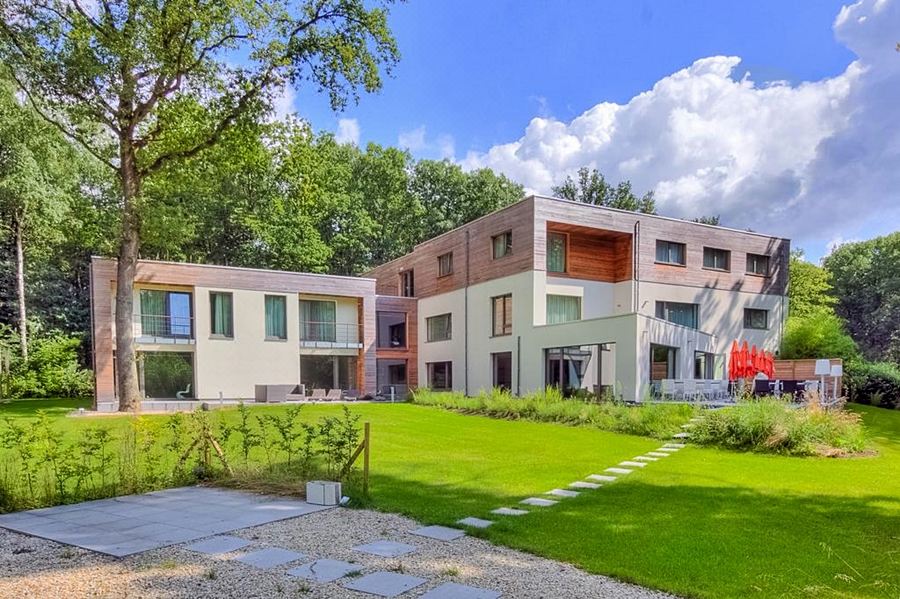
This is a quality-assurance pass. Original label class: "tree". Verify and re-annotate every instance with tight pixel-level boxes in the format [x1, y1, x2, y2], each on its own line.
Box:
[779, 313, 858, 362]
[787, 250, 838, 319]
[0, 0, 399, 410]
[552, 167, 656, 214]
[692, 215, 721, 226]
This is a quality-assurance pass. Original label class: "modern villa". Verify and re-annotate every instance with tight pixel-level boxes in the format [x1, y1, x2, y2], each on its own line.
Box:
[90, 195, 789, 408]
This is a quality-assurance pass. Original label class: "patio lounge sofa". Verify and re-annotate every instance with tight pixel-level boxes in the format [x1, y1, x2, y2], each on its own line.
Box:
[254, 384, 306, 403]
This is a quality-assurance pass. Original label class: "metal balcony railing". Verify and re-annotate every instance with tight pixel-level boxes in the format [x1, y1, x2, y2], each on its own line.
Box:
[134, 314, 194, 344]
[299, 321, 361, 347]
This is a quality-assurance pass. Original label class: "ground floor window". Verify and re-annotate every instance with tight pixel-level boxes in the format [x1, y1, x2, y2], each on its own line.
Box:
[138, 351, 194, 399]
[546, 346, 593, 393]
[427, 361, 452, 390]
[492, 352, 512, 391]
[694, 351, 716, 379]
[300, 355, 357, 390]
[650, 344, 677, 380]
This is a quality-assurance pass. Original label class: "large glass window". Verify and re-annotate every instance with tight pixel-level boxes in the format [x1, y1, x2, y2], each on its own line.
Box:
[746, 253, 770, 276]
[426, 313, 452, 342]
[492, 352, 512, 391]
[299, 299, 336, 342]
[377, 311, 407, 348]
[438, 252, 453, 277]
[546, 295, 582, 324]
[694, 351, 715, 379]
[138, 351, 194, 399]
[703, 247, 730, 271]
[656, 240, 686, 265]
[209, 292, 233, 338]
[492, 294, 512, 336]
[655, 301, 699, 329]
[400, 270, 415, 297]
[427, 361, 452, 390]
[650, 344, 677, 380]
[301, 355, 357, 390]
[545, 346, 593, 393]
[139, 289, 193, 339]
[548, 232, 567, 273]
[492, 231, 512, 259]
[265, 295, 287, 340]
[744, 308, 768, 330]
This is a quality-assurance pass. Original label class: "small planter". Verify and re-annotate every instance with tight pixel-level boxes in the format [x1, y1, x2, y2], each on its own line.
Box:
[306, 480, 342, 506]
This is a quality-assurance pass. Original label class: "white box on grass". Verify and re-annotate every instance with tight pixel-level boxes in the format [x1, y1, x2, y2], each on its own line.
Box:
[306, 481, 342, 506]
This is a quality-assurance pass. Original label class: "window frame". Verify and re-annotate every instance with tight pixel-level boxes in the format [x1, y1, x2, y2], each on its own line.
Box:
[492, 230, 513, 259]
[655, 240, 687, 266]
[546, 294, 582, 324]
[702, 247, 731, 272]
[209, 291, 234, 339]
[400, 269, 415, 297]
[437, 252, 454, 278]
[491, 294, 513, 337]
[655, 301, 700, 329]
[427, 361, 453, 390]
[264, 294, 288, 341]
[743, 308, 769, 330]
[426, 313, 452, 342]
[746, 253, 770, 277]
[492, 351, 513, 391]
[547, 231, 568, 273]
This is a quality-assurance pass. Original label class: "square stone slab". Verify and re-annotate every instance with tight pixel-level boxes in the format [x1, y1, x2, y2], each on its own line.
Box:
[235, 547, 305, 569]
[520, 497, 557, 507]
[491, 507, 528, 516]
[672, 433, 691, 439]
[420, 582, 502, 599]
[287, 559, 361, 583]
[456, 517, 492, 529]
[647, 452, 670, 457]
[586, 474, 617, 482]
[545, 488, 579, 498]
[633, 456, 658, 462]
[185, 535, 251, 554]
[605, 467, 633, 475]
[353, 539, 417, 558]
[411, 525, 466, 542]
[344, 571, 428, 597]
[657, 447, 679, 453]
[619, 461, 647, 468]
[665, 443, 687, 448]
[569, 481, 601, 489]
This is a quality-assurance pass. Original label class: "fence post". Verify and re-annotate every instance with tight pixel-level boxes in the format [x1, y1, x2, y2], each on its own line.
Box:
[363, 421, 370, 496]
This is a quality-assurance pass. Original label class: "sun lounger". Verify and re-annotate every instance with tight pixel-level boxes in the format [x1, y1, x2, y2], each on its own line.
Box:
[308, 388, 326, 401]
[325, 388, 342, 401]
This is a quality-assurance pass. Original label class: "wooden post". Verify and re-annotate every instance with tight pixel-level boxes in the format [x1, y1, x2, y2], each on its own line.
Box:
[363, 421, 370, 496]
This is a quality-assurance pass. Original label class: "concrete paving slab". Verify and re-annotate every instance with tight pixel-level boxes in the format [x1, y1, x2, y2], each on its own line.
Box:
[664, 443, 687, 448]
[586, 474, 617, 482]
[344, 571, 428, 597]
[568, 481, 601, 489]
[185, 535, 251, 554]
[605, 467, 633, 475]
[353, 539, 417, 557]
[520, 497, 557, 507]
[619, 461, 647, 468]
[545, 489, 579, 498]
[235, 547, 305, 569]
[672, 433, 691, 439]
[421, 582, 502, 599]
[647, 452, 670, 457]
[411, 525, 466, 541]
[656, 447, 679, 453]
[490, 507, 528, 516]
[287, 559, 362, 583]
[633, 456, 658, 462]
[456, 517, 493, 529]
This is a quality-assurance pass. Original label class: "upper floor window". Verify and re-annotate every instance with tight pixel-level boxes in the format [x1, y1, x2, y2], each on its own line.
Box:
[299, 299, 336, 342]
[744, 308, 768, 330]
[746, 253, 770, 276]
[377, 311, 407, 348]
[426, 313, 452, 342]
[656, 240, 686, 266]
[703, 247, 731, 271]
[438, 252, 453, 277]
[400, 270, 415, 297]
[547, 294, 582, 324]
[492, 231, 513, 259]
[656, 301, 699, 329]
[209, 291, 234, 338]
[492, 294, 512, 336]
[138, 289, 193, 339]
[548, 232, 567, 273]
[264, 295, 287, 340]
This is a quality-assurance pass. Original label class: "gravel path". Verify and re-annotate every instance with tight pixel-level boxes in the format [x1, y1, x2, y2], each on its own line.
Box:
[0, 507, 676, 598]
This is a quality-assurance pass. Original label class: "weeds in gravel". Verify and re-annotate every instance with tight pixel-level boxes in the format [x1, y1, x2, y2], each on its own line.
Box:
[441, 566, 460, 577]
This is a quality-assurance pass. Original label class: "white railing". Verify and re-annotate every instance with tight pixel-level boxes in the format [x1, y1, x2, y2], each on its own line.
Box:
[299, 321, 360, 346]
[133, 314, 194, 344]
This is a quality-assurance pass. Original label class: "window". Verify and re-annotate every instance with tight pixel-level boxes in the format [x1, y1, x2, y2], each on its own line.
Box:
[744, 308, 768, 330]
[264, 295, 287, 340]
[655, 301, 699, 329]
[746, 253, 770, 276]
[492, 231, 512, 259]
[138, 351, 193, 399]
[694, 351, 715, 379]
[547, 232, 567, 273]
[656, 240, 686, 265]
[546, 294, 582, 324]
[427, 361, 452, 390]
[492, 294, 512, 336]
[650, 344, 677, 380]
[426, 313, 452, 342]
[377, 311, 407, 348]
[703, 247, 730, 271]
[299, 299, 336, 341]
[301, 355, 356, 390]
[492, 352, 512, 391]
[209, 292, 233, 338]
[400, 270, 415, 297]
[138, 289, 193, 339]
[438, 252, 453, 277]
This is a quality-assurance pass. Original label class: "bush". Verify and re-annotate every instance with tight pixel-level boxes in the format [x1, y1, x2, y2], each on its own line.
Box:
[780, 313, 859, 362]
[845, 360, 900, 409]
[0, 330, 93, 399]
[412, 387, 696, 439]
[689, 398, 867, 455]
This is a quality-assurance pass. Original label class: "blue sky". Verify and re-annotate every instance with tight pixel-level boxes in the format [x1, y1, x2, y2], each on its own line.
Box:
[285, 0, 899, 261]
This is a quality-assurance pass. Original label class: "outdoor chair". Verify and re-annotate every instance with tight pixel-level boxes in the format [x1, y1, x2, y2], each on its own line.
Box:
[308, 388, 326, 401]
[660, 379, 678, 401]
[682, 379, 701, 402]
[325, 389, 343, 401]
[343, 389, 360, 401]
[175, 383, 192, 400]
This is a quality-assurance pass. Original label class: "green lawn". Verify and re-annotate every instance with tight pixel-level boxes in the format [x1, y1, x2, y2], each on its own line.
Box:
[1, 399, 898, 598]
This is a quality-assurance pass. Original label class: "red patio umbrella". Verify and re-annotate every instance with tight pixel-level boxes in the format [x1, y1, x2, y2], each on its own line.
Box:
[750, 345, 759, 378]
[728, 340, 739, 380]
[740, 341, 750, 379]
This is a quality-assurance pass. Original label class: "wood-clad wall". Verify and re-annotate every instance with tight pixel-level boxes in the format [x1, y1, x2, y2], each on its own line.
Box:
[375, 295, 419, 388]
[546, 222, 632, 283]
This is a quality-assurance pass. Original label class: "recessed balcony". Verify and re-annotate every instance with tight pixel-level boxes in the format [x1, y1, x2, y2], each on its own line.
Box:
[299, 321, 362, 349]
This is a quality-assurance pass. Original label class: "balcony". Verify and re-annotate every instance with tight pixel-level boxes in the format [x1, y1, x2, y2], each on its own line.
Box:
[299, 321, 362, 349]
[134, 314, 194, 345]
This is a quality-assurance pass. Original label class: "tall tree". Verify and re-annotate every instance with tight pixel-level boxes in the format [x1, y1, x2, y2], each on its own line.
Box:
[552, 167, 656, 214]
[787, 250, 838, 319]
[0, 0, 398, 410]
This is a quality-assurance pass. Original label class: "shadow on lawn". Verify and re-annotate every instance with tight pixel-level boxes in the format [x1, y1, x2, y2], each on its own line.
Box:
[0, 398, 91, 418]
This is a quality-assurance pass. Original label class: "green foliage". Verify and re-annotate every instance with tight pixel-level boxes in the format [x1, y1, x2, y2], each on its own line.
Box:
[689, 398, 867, 455]
[845, 359, 900, 410]
[412, 387, 695, 439]
[0, 327, 92, 399]
[788, 251, 839, 319]
[780, 312, 859, 362]
[551, 167, 656, 213]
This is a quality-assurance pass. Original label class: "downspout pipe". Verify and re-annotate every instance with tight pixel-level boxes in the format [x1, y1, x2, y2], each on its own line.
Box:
[464, 230, 470, 396]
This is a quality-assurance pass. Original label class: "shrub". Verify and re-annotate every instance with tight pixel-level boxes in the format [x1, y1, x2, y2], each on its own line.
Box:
[0, 331, 93, 399]
[780, 313, 859, 362]
[845, 360, 900, 410]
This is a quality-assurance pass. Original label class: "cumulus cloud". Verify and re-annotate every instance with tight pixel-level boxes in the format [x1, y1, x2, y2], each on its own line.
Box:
[335, 118, 361, 145]
[462, 0, 900, 255]
[399, 125, 456, 159]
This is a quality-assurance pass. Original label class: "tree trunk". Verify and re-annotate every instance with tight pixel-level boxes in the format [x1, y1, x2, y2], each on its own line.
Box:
[114, 144, 142, 412]
[13, 211, 27, 361]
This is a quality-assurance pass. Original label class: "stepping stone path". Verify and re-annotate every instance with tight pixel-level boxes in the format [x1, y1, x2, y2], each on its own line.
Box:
[586, 474, 617, 482]
[569, 481, 601, 489]
[665, 443, 687, 448]
[520, 497, 558, 507]
[185, 535, 251, 555]
[619, 461, 647, 468]
[411, 525, 466, 542]
[491, 507, 528, 516]
[647, 451, 670, 457]
[633, 456, 658, 462]
[344, 571, 428, 598]
[605, 467, 633, 475]
[353, 540, 417, 558]
[545, 488, 579, 498]
[673, 432, 691, 439]
[235, 547, 305, 569]
[656, 447, 679, 453]
[421, 582, 502, 599]
[287, 559, 361, 583]
[456, 517, 493, 529]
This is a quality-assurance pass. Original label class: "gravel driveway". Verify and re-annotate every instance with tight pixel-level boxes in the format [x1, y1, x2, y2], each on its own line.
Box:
[0, 507, 676, 598]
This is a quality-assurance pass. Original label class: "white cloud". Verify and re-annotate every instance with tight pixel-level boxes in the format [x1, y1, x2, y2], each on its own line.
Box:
[399, 125, 456, 160]
[335, 118, 361, 145]
[270, 84, 297, 121]
[462, 0, 900, 256]
[398, 125, 427, 152]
